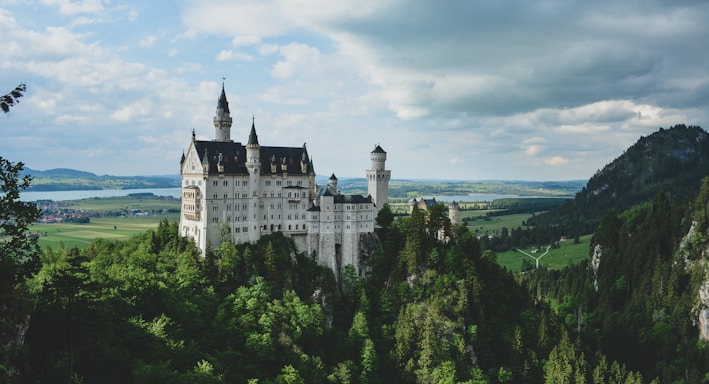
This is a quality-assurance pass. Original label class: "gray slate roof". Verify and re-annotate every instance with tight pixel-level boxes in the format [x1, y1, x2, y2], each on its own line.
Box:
[191, 140, 314, 176]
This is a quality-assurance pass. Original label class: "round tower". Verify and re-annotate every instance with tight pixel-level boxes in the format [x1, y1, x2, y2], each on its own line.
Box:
[246, 118, 261, 242]
[449, 201, 460, 225]
[213, 84, 233, 141]
[328, 173, 338, 194]
[367, 144, 390, 211]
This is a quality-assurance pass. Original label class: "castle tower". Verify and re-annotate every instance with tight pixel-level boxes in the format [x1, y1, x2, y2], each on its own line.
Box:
[246, 118, 261, 242]
[328, 173, 338, 194]
[213, 84, 233, 141]
[367, 145, 390, 211]
[449, 201, 460, 225]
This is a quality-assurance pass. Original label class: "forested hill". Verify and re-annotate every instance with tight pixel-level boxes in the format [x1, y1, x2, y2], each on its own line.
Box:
[529, 124, 709, 233]
[21, 167, 180, 191]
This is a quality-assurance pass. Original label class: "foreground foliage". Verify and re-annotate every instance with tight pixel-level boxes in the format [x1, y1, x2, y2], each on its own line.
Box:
[7, 175, 709, 383]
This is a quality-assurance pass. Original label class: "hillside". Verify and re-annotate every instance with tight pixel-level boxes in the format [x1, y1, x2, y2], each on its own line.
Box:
[528, 124, 709, 233]
[21, 167, 180, 191]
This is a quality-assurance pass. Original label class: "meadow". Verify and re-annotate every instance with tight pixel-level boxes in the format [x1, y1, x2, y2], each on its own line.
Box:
[494, 234, 592, 273]
[30, 215, 179, 249]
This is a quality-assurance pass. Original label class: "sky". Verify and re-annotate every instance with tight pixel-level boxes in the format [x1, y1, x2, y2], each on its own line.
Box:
[1, 0, 708, 181]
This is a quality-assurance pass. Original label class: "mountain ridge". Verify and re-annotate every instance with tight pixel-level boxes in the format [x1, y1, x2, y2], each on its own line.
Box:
[528, 124, 709, 233]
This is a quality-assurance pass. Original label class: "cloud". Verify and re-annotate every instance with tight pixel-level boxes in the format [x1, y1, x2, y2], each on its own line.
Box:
[545, 156, 570, 166]
[41, 0, 106, 15]
[232, 35, 261, 47]
[216, 50, 254, 62]
[139, 34, 158, 47]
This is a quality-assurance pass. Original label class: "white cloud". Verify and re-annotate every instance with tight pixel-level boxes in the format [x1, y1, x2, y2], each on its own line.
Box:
[545, 156, 569, 166]
[41, 0, 106, 15]
[216, 49, 254, 62]
[232, 35, 261, 47]
[140, 35, 158, 47]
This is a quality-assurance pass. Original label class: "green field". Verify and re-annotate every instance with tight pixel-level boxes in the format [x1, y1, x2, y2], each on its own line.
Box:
[24, 195, 591, 271]
[29, 214, 179, 249]
[65, 196, 180, 211]
[494, 234, 592, 273]
[463, 211, 535, 237]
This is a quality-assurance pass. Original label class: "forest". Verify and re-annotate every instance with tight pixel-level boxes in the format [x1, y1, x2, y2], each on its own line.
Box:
[2, 125, 709, 383]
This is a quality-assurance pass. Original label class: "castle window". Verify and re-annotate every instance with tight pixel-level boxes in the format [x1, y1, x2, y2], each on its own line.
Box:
[271, 192, 274, 198]
[223, 180, 228, 186]
[297, 180, 303, 186]
[224, 194, 228, 199]
[213, 180, 218, 186]
[276, 180, 282, 186]
[212, 205, 218, 212]
[265, 180, 271, 186]
[227, 204, 231, 211]
[243, 181, 248, 186]
[289, 225, 292, 230]
[212, 217, 219, 223]
[235, 227, 240, 233]
[213, 194, 218, 199]
[227, 216, 231, 222]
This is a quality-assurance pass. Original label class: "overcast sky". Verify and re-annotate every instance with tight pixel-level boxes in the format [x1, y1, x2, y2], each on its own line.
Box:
[1, 0, 708, 181]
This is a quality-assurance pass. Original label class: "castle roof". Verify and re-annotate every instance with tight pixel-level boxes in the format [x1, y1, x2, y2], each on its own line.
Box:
[217, 85, 230, 114]
[247, 119, 259, 145]
[190, 140, 314, 176]
[372, 145, 386, 154]
[315, 185, 371, 204]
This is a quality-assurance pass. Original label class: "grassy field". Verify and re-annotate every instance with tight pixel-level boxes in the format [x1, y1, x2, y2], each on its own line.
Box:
[29, 214, 179, 249]
[494, 234, 593, 273]
[463, 211, 535, 237]
[65, 196, 180, 211]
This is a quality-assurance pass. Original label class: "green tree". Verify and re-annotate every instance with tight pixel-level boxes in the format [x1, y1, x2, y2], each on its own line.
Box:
[0, 83, 26, 114]
[0, 155, 41, 382]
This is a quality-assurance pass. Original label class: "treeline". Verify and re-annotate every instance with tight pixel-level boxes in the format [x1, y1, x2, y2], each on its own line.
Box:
[519, 186, 709, 382]
[477, 225, 578, 254]
[4, 209, 650, 383]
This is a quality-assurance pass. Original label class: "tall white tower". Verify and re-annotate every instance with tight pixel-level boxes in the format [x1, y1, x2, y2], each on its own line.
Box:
[213, 84, 232, 141]
[367, 145, 390, 211]
[246, 118, 261, 242]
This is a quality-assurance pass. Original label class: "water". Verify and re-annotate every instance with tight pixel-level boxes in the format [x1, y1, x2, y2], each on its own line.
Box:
[432, 194, 524, 202]
[19, 189, 546, 203]
[20, 188, 182, 202]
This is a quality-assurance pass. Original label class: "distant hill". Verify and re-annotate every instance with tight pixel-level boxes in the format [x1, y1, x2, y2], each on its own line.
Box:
[21, 168, 181, 191]
[529, 124, 709, 233]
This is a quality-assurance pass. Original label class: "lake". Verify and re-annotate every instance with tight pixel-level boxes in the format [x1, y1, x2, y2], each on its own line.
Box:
[19, 189, 545, 203]
[20, 188, 182, 202]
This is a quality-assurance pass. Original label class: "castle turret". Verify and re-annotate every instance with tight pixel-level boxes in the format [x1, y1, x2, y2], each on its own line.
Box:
[367, 145, 390, 212]
[246, 118, 261, 242]
[213, 84, 232, 141]
[328, 173, 338, 194]
[449, 201, 460, 225]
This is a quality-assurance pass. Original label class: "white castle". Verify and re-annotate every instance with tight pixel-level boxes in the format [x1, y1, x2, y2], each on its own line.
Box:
[179, 86, 390, 276]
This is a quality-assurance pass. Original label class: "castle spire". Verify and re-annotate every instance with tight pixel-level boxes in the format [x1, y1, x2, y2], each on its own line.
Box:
[248, 116, 259, 145]
[213, 82, 233, 142]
